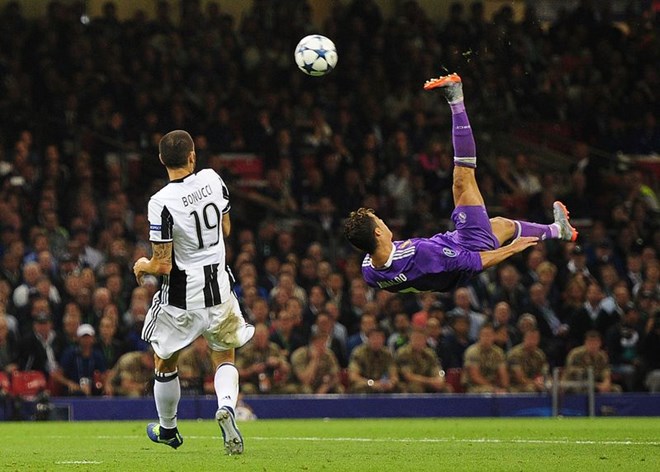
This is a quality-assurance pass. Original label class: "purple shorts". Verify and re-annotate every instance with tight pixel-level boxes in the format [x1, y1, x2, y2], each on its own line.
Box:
[445, 205, 499, 251]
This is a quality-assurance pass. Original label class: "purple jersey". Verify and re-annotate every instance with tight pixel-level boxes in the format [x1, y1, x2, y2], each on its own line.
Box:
[361, 205, 499, 293]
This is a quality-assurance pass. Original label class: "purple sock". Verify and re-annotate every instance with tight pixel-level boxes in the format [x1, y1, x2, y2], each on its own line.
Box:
[451, 106, 476, 168]
[514, 221, 559, 240]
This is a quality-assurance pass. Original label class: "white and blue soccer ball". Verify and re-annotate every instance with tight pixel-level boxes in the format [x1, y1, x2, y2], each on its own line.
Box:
[294, 34, 338, 77]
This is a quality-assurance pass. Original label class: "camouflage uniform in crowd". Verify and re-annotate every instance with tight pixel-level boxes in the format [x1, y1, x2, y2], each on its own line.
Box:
[236, 340, 295, 394]
[348, 344, 398, 393]
[178, 344, 214, 394]
[290, 344, 342, 394]
[462, 343, 507, 393]
[110, 351, 154, 397]
[507, 343, 548, 392]
[563, 345, 622, 393]
[395, 343, 445, 393]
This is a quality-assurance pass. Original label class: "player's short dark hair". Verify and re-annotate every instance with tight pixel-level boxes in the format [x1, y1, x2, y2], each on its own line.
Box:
[159, 130, 194, 168]
[344, 208, 377, 254]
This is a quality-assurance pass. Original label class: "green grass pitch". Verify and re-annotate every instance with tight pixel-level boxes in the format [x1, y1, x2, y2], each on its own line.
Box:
[2, 417, 659, 471]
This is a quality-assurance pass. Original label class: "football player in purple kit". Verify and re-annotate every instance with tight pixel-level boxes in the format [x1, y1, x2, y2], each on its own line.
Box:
[344, 73, 578, 294]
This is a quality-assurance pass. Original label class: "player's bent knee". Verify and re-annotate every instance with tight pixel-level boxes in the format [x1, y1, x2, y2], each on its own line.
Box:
[490, 217, 515, 235]
[155, 354, 179, 373]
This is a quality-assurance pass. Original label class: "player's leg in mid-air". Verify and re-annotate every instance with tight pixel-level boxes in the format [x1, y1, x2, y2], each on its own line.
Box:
[424, 74, 578, 246]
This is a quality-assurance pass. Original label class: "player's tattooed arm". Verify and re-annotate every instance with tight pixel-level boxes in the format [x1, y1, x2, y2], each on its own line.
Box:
[151, 242, 173, 272]
[133, 242, 173, 282]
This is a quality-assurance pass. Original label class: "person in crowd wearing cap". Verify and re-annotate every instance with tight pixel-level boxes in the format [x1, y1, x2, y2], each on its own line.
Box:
[58, 323, 107, 396]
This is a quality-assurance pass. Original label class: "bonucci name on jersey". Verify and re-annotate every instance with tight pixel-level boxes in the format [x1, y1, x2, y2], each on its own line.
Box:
[148, 168, 234, 310]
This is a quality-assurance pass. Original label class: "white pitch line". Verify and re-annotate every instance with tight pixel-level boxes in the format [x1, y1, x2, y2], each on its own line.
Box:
[44, 435, 660, 446]
[248, 436, 660, 446]
[54, 461, 102, 465]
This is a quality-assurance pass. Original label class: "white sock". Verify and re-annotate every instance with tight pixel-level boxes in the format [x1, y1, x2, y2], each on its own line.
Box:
[215, 363, 239, 411]
[154, 370, 180, 429]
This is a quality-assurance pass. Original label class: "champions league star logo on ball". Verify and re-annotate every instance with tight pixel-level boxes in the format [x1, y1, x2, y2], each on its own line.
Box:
[294, 34, 338, 77]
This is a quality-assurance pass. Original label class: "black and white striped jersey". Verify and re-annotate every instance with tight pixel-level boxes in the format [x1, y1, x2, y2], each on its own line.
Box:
[148, 168, 232, 310]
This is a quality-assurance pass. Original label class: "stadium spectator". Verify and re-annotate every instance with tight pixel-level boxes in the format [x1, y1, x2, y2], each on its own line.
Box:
[0, 315, 17, 373]
[605, 306, 644, 391]
[567, 282, 611, 349]
[104, 349, 155, 397]
[395, 329, 451, 393]
[462, 323, 509, 393]
[563, 331, 622, 393]
[523, 283, 569, 366]
[507, 328, 548, 393]
[312, 311, 347, 368]
[492, 301, 519, 345]
[58, 324, 106, 396]
[236, 324, 294, 394]
[58, 302, 83, 354]
[387, 312, 411, 354]
[447, 287, 487, 342]
[348, 328, 399, 393]
[442, 313, 472, 369]
[291, 333, 343, 394]
[13, 312, 62, 379]
[178, 336, 215, 395]
[346, 312, 377, 357]
[269, 309, 306, 360]
[95, 314, 126, 370]
[640, 313, 660, 392]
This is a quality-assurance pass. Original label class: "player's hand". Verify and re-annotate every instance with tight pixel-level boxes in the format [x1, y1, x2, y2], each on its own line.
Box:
[133, 257, 149, 284]
[509, 236, 538, 254]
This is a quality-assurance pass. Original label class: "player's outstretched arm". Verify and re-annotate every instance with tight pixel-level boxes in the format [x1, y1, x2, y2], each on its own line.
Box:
[133, 242, 173, 284]
[479, 236, 538, 270]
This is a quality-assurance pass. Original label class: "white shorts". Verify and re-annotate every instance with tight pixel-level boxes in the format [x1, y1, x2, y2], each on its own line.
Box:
[142, 293, 255, 360]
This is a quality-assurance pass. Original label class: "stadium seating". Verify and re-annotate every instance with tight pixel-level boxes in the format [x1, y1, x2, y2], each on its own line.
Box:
[0, 372, 9, 393]
[10, 371, 47, 400]
[444, 368, 464, 394]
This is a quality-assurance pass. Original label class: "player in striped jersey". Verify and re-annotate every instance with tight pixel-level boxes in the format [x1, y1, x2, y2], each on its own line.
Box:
[133, 130, 253, 454]
[345, 73, 578, 294]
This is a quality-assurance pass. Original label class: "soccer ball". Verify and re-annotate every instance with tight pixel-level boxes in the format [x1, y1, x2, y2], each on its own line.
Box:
[294, 35, 338, 77]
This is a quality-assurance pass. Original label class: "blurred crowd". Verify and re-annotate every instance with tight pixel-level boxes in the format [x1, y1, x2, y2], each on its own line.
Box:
[0, 0, 659, 399]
